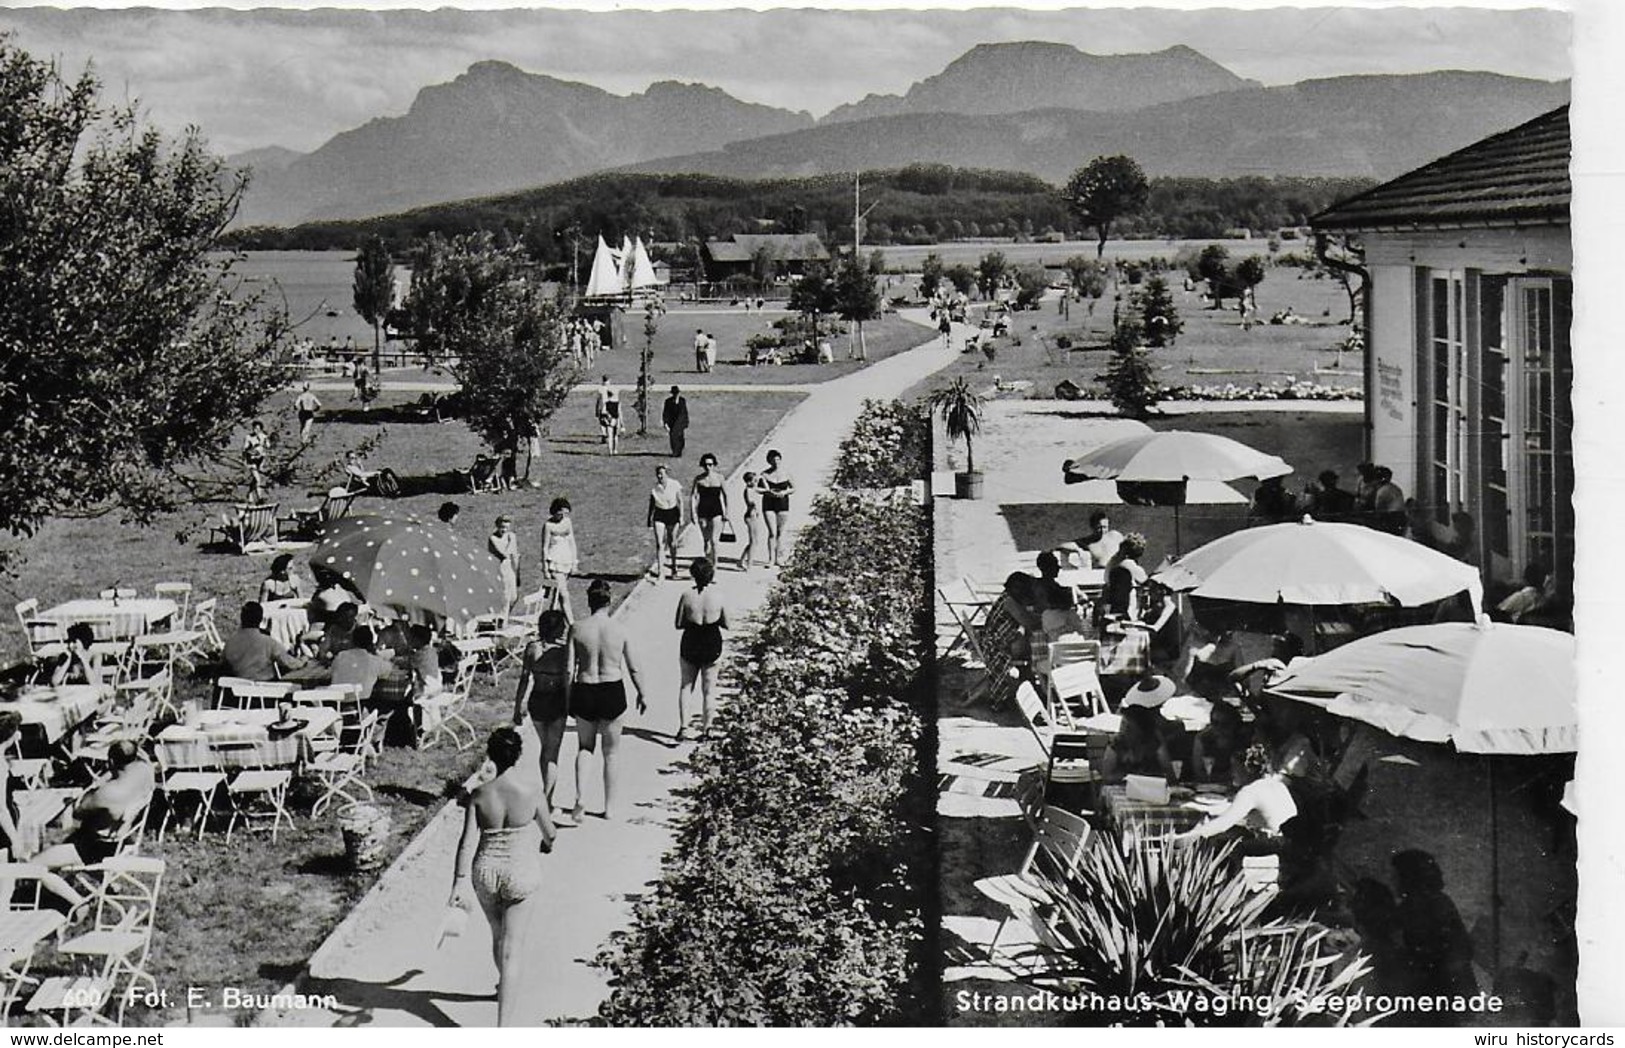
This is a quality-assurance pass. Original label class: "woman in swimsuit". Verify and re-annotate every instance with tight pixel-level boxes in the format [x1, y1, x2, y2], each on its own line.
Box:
[738, 470, 762, 571]
[690, 453, 729, 569]
[758, 449, 794, 569]
[674, 557, 729, 740]
[647, 465, 685, 580]
[511, 609, 572, 805]
[539, 497, 578, 621]
[449, 727, 557, 1027]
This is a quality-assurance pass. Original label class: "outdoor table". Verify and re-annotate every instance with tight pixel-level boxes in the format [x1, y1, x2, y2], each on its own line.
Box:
[0, 908, 66, 966]
[262, 600, 311, 651]
[36, 598, 177, 642]
[1056, 566, 1106, 600]
[155, 706, 341, 770]
[4, 685, 112, 746]
[1100, 782, 1232, 841]
[281, 664, 334, 688]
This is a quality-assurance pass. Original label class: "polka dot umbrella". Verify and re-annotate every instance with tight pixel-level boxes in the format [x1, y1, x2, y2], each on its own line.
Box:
[309, 513, 505, 626]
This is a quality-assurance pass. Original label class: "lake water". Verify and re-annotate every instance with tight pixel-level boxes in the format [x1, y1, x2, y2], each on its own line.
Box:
[224, 250, 410, 348]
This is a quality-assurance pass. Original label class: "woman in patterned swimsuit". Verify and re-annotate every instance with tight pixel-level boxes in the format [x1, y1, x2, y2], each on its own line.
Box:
[450, 727, 557, 1026]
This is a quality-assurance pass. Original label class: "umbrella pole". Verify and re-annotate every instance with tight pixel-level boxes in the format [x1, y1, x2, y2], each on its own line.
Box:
[1490, 757, 1502, 978]
[1173, 504, 1183, 557]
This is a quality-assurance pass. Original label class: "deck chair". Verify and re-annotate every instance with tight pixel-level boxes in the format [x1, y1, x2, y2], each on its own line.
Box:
[277, 487, 358, 540]
[27, 856, 164, 1026]
[13, 599, 66, 661]
[973, 805, 1094, 965]
[0, 863, 71, 1020]
[208, 502, 280, 554]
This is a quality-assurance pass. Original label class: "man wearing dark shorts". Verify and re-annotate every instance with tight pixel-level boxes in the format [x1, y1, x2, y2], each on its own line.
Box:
[567, 580, 647, 821]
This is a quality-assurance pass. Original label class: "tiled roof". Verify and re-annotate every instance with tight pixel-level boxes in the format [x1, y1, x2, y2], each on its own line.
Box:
[1313, 106, 1569, 231]
[704, 233, 830, 263]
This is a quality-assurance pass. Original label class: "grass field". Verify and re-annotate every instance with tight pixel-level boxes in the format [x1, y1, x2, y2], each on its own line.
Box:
[0, 384, 802, 1024]
[876, 237, 1276, 272]
[902, 269, 1359, 402]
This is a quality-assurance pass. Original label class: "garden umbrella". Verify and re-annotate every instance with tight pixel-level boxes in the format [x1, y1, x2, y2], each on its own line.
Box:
[1062, 429, 1291, 552]
[1155, 518, 1483, 612]
[1265, 620, 1576, 972]
[309, 513, 506, 626]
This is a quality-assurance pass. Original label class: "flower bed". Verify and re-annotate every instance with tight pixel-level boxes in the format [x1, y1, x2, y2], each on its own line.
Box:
[595, 401, 932, 1026]
[1161, 380, 1363, 402]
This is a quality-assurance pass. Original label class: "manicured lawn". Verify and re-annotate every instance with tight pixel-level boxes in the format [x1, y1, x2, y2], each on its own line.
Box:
[0, 384, 802, 1024]
[901, 272, 1359, 403]
[878, 237, 1267, 272]
[575, 307, 930, 387]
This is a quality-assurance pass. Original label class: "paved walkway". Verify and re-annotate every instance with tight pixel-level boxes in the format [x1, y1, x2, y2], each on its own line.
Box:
[268, 309, 966, 1028]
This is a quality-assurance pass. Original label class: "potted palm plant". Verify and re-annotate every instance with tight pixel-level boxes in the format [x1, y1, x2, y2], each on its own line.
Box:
[928, 376, 987, 499]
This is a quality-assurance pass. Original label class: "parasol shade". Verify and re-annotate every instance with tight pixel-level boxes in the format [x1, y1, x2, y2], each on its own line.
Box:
[1062, 429, 1291, 484]
[1155, 518, 1483, 608]
[1265, 621, 1575, 755]
[310, 513, 506, 624]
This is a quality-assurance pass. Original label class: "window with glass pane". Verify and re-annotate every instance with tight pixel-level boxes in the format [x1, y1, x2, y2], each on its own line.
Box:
[1428, 274, 1464, 524]
[1522, 285, 1556, 572]
[1480, 277, 1508, 557]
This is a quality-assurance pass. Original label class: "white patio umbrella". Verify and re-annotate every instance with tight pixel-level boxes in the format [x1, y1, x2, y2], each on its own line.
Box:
[1265, 621, 1575, 973]
[1155, 518, 1484, 611]
[1265, 621, 1575, 756]
[1062, 429, 1291, 552]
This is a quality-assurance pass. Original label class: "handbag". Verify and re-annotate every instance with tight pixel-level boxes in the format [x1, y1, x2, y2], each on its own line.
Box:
[718, 519, 738, 544]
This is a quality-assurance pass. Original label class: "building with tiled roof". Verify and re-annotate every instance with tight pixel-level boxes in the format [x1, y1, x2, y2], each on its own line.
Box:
[1312, 105, 1571, 594]
[702, 233, 829, 280]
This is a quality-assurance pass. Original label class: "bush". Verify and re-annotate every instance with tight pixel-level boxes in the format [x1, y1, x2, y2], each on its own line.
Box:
[596, 403, 932, 1026]
[1099, 320, 1161, 417]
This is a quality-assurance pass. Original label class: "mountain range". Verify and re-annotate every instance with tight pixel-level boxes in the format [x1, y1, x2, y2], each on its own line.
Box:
[230, 44, 1570, 228]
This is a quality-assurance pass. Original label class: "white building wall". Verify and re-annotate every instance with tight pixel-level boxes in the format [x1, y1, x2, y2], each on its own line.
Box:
[1366, 263, 1418, 495]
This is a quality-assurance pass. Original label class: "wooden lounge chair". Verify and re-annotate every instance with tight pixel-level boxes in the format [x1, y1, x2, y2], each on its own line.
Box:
[973, 805, 1094, 967]
[277, 487, 357, 540]
[207, 502, 280, 554]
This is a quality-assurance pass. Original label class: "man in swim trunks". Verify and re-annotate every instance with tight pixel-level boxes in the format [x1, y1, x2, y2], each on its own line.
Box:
[567, 579, 647, 822]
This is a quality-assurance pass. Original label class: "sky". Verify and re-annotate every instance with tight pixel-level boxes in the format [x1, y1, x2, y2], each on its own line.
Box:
[0, 4, 1572, 155]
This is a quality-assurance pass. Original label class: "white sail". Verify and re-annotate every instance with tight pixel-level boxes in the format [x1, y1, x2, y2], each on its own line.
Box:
[583, 236, 623, 299]
[627, 237, 659, 290]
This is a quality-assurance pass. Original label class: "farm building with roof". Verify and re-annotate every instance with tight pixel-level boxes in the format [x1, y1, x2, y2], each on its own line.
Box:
[1313, 105, 1571, 594]
[701, 233, 830, 282]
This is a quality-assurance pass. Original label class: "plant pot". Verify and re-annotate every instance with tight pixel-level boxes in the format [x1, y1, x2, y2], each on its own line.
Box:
[955, 471, 985, 500]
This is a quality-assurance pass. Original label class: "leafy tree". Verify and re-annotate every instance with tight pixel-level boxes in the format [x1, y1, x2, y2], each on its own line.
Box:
[1235, 255, 1268, 313]
[1314, 232, 1368, 326]
[867, 248, 887, 276]
[1064, 256, 1109, 317]
[976, 250, 1008, 300]
[400, 232, 579, 459]
[834, 255, 881, 361]
[1012, 264, 1049, 310]
[750, 245, 777, 292]
[1062, 155, 1150, 258]
[0, 36, 297, 546]
[918, 252, 944, 299]
[1100, 317, 1160, 418]
[943, 263, 977, 297]
[787, 263, 839, 353]
[1195, 243, 1242, 308]
[351, 235, 395, 375]
[1138, 276, 1182, 347]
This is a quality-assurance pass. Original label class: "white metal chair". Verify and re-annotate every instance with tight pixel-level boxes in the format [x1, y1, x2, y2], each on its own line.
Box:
[12, 599, 66, 662]
[307, 710, 384, 817]
[26, 856, 164, 1026]
[419, 655, 477, 750]
[214, 677, 297, 711]
[189, 598, 225, 657]
[153, 750, 224, 843]
[3, 733, 52, 792]
[0, 863, 71, 1021]
[152, 581, 193, 625]
[218, 745, 292, 844]
[96, 589, 136, 602]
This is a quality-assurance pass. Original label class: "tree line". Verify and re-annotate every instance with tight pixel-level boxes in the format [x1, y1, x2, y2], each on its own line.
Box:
[223, 166, 1375, 261]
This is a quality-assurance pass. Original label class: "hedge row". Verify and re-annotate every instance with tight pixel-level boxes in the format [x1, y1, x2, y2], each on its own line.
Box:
[595, 400, 933, 1026]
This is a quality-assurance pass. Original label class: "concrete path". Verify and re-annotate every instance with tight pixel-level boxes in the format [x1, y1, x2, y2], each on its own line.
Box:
[269, 309, 966, 1028]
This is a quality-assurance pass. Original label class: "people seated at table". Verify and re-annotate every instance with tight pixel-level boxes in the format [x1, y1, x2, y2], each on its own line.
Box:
[331, 625, 396, 701]
[1118, 579, 1181, 669]
[32, 740, 155, 870]
[223, 601, 306, 682]
[1058, 510, 1123, 569]
[1249, 476, 1298, 524]
[1495, 563, 1556, 624]
[1189, 700, 1253, 786]
[39, 623, 105, 687]
[1099, 701, 1179, 784]
[1098, 533, 1148, 626]
[313, 603, 361, 664]
[259, 553, 304, 604]
[998, 572, 1046, 634]
[1033, 551, 1085, 637]
[1173, 742, 1298, 849]
[0, 714, 87, 907]
[1182, 626, 1242, 701]
[1301, 469, 1356, 520]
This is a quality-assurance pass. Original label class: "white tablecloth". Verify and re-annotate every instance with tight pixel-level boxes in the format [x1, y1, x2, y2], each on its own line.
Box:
[37, 599, 178, 641]
[262, 601, 310, 650]
[6, 685, 110, 743]
[156, 706, 340, 770]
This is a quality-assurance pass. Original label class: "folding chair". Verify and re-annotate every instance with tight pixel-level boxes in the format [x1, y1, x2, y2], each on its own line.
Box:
[1013, 682, 1101, 791]
[207, 502, 280, 554]
[153, 750, 224, 843]
[973, 805, 1094, 965]
[307, 710, 383, 817]
[72, 687, 160, 766]
[277, 488, 358, 541]
[214, 678, 297, 711]
[12, 599, 66, 661]
[419, 655, 477, 751]
[3, 734, 52, 792]
[152, 582, 193, 625]
[450, 635, 504, 686]
[0, 863, 71, 1021]
[27, 857, 164, 1027]
[189, 598, 225, 658]
[470, 613, 528, 676]
[217, 744, 293, 844]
